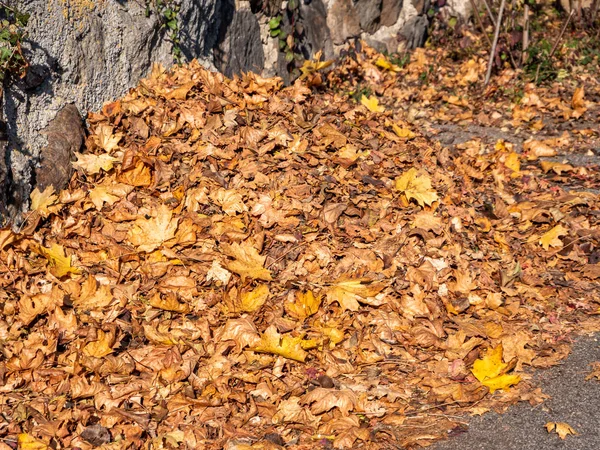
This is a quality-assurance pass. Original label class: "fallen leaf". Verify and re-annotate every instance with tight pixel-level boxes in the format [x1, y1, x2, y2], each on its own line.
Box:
[539, 224, 568, 250]
[471, 345, 521, 393]
[395, 168, 439, 207]
[251, 325, 308, 362]
[302, 387, 357, 415]
[30, 186, 58, 217]
[361, 95, 385, 113]
[17, 434, 49, 450]
[73, 152, 120, 175]
[375, 56, 401, 72]
[285, 290, 322, 319]
[239, 284, 270, 313]
[127, 204, 179, 253]
[83, 329, 115, 358]
[392, 123, 416, 140]
[326, 279, 384, 311]
[221, 242, 272, 282]
[545, 422, 577, 439]
[36, 243, 81, 278]
[93, 123, 123, 152]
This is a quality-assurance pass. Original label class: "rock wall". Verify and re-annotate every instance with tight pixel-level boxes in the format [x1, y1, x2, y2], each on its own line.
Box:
[0, 0, 471, 222]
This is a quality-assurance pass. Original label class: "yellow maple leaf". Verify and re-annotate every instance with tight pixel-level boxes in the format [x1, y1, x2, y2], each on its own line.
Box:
[30, 186, 58, 217]
[545, 422, 578, 439]
[285, 290, 322, 319]
[299, 50, 333, 80]
[361, 95, 385, 113]
[83, 329, 115, 358]
[73, 152, 120, 175]
[395, 168, 439, 207]
[375, 56, 401, 72]
[392, 123, 416, 140]
[539, 224, 568, 251]
[326, 279, 384, 312]
[471, 345, 521, 393]
[94, 123, 123, 152]
[504, 152, 521, 174]
[127, 204, 179, 253]
[251, 325, 308, 362]
[221, 242, 272, 282]
[37, 243, 81, 278]
[17, 434, 48, 450]
[239, 284, 270, 312]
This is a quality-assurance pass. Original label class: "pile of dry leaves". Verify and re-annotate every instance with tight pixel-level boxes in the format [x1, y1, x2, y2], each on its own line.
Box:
[1, 43, 600, 449]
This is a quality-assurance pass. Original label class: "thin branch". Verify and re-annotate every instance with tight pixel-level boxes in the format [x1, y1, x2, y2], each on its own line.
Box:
[481, 0, 497, 28]
[485, 0, 507, 85]
[470, 0, 493, 47]
[522, 4, 530, 65]
[534, 10, 574, 84]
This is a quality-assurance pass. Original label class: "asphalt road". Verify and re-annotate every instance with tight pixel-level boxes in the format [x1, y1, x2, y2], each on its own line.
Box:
[432, 335, 600, 450]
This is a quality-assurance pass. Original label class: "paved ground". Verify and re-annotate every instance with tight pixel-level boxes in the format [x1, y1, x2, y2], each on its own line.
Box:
[432, 335, 600, 450]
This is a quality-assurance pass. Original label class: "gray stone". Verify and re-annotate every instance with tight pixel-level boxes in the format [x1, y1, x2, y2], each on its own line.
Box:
[327, 0, 361, 45]
[214, 2, 265, 78]
[355, 0, 383, 34]
[300, 0, 334, 61]
[35, 104, 84, 193]
[381, 0, 404, 27]
[400, 15, 429, 49]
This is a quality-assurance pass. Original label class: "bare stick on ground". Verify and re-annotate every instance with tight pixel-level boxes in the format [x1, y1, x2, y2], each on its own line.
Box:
[485, 0, 506, 85]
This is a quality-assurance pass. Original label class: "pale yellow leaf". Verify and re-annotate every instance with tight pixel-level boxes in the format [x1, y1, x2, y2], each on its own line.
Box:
[221, 242, 272, 282]
[30, 186, 57, 217]
[361, 95, 385, 113]
[73, 152, 120, 175]
[251, 325, 308, 362]
[326, 279, 384, 312]
[539, 224, 568, 251]
[239, 284, 270, 312]
[127, 204, 179, 253]
[285, 290, 322, 319]
[395, 168, 439, 207]
[36, 243, 81, 278]
[392, 123, 416, 140]
[94, 123, 123, 152]
[83, 329, 115, 358]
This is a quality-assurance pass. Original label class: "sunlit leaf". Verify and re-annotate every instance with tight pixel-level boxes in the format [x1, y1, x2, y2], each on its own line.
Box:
[30, 186, 57, 217]
[127, 204, 179, 253]
[73, 152, 120, 175]
[545, 422, 578, 439]
[326, 279, 384, 312]
[361, 95, 385, 113]
[395, 168, 439, 207]
[17, 434, 48, 450]
[36, 243, 81, 278]
[239, 284, 270, 313]
[221, 242, 272, 282]
[471, 345, 521, 393]
[251, 325, 308, 362]
[539, 224, 568, 251]
[285, 290, 322, 319]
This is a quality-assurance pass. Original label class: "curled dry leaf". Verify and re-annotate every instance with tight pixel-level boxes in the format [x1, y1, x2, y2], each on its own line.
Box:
[545, 422, 578, 439]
